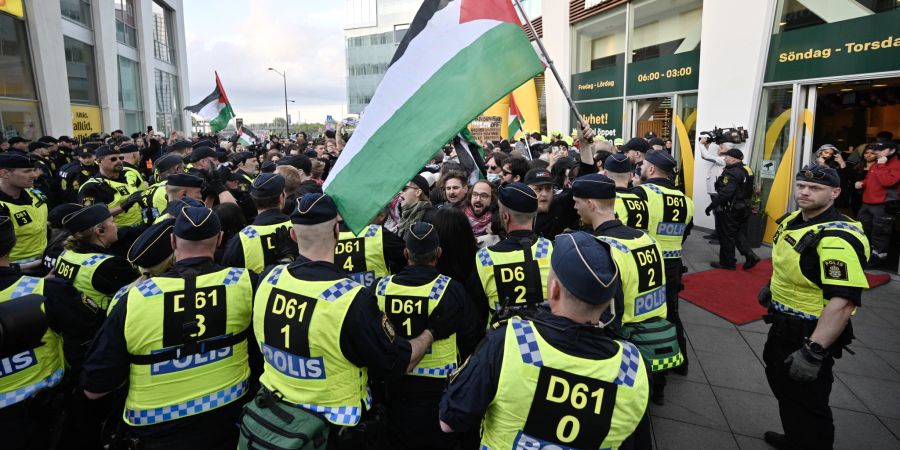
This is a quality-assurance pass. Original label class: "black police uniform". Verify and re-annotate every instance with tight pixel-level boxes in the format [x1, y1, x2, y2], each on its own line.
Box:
[220, 209, 293, 269]
[59, 160, 98, 203]
[533, 161, 597, 240]
[470, 229, 543, 324]
[712, 161, 758, 268]
[377, 265, 482, 450]
[230, 168, 257, 220]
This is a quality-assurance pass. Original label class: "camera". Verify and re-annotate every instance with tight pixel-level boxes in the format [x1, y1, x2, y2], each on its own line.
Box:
[700, 126, 749, 145]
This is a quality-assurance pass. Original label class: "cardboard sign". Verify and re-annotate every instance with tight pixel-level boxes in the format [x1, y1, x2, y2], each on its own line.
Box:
[469, 116, 502, 142]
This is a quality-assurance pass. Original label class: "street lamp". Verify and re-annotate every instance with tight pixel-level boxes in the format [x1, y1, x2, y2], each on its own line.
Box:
[268, 67, 289, 137]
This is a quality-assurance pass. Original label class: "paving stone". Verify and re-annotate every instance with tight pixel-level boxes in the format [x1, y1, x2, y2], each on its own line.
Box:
[879, 416, 900, 442]
[697, 350, 771, 395]
[679, 302, 735, 330]
[830, 374, 870, 413]
[649, 378, 730, 431]
[833, 407, 900, 450]
[739, 330, 767, 364]
[687, 324, 756, 356]
[651, 417, 739, 450]
[850, 324, 900, 351]
[712, 386, 781, 439]
[873, 349, 900, 373]
[677, 336, 708, 384]
[736, 319, 769, 334]
[832, 345, 899, 381]
[837, 373, 900, 419]
[733, 435, 772, 450]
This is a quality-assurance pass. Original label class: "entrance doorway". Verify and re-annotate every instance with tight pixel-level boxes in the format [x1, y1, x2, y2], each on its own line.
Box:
[631, 96, 673, 144]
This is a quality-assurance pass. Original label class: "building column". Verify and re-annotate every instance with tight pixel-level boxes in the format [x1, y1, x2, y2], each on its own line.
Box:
[541, 2, 571, 134]
[24, 0, 71, 136]
[171, 0, 191, 134]
[691, 0, 776, 229]
[135, 0, 157, 132]
[94, 0, 121, 132]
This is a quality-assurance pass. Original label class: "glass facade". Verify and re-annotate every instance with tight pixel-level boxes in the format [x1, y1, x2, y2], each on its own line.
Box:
[60, 0, 92, 28]
[155, 69, 181, 134]
[64, 37, 99, 105]
[775, 0, 898, 34]
[573, 5, 626, 73]
[152, 1, 176, 64]
[0, 13, 41, 140]
[118, 56, 143, 134]
[115, 0, 138, 48]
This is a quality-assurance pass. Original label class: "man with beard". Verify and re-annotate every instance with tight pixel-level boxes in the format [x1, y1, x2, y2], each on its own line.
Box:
[78, 146, 144, 227]
[118, 143, 148, 191]
[439, 171, 469, 209]
[59, 146, 99, 203]
[464, 180, 498, 238]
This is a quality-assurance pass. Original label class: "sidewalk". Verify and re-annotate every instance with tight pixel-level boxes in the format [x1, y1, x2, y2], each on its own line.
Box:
[650, 233, 900, 449]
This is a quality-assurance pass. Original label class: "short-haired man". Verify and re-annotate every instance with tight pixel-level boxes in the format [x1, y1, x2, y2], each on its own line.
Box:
[0, 152, 48, 273]
[500, 156, 529, 185]
[440, 172, 469, 208]
[465, 180, 498, 238]
[221, 173, 295, 273]
[78, 146, 145, 227]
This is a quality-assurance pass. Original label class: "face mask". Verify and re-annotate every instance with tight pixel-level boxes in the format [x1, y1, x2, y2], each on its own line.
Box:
[486, 173, 501, 184]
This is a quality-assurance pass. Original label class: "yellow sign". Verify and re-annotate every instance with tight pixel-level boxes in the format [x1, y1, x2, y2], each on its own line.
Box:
[71, 105, 103, 141]
[0, 0, 24, 18]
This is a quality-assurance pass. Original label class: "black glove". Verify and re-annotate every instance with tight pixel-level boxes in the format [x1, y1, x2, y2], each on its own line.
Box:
[757, 283, 772, 308]
[119, 191, 144, 211]
[273, 227, 298, 262]
[704, 204, 715, 216]
[426, 306, 457, 341]
[785, 345, 824, 382]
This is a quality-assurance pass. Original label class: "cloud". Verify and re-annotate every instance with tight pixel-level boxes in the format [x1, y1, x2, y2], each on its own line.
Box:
[184, 0, 347, 123]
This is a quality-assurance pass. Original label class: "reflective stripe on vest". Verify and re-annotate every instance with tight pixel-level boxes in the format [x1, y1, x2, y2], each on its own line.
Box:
[0, 369, 63, 409]
[55, 250, 114, 311]
[81, 177, 143, 226]
[125, 379, 247, 425]
[595, 235, 667, 324]
[476, 238, 552, 317]
[238, 221, 292, 274]
[640, 183, 694, 257]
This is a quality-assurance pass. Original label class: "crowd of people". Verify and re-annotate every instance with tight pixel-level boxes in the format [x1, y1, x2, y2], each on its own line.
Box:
[0, 121, 878, 450]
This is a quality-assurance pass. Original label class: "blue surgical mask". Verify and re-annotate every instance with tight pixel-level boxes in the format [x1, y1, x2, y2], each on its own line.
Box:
[486, 173, 501, 184]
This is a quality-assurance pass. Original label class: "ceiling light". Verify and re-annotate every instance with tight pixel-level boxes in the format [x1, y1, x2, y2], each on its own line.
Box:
[873, 84, 888, 87]
[840, 88, 853, 92]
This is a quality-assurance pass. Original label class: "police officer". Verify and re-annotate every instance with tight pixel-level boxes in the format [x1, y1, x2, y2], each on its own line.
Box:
[188, 146, 237, 206]
[221, 173, 295, 274]
[141, 153, 188, 223]
[126, 217, 177, 278]
[0, 152, 48, 274]
[760, 164, 869, 450]
[439, 231, 651, 449]
[473, 182, 552, 325]
[374, 222, 482, 450]
[154, 196, 205, 224]
[230, 151, 257, 191]
[79, 145, 145, 227]
[27, 141, 57, 203]
[707, 148, 760, 270]
[43, 203, 83, 275]
[633, 149, 694, 375]
[336, 216, 406, 288]
[59, 146, 98, 203]
[604, 153, 650, 232]
[55, 205, 139, 312]
[251, 194, 444, 446]
[572, 173, 681, 405]
[82, 206, 255, 450]
[119, 143, 149, 191]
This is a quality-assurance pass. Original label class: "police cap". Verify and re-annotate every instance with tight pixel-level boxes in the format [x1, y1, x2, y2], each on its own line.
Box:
[38, 136, 58, 144]
[83, 142, 103, 151]
[644, 149, 677, 173]
[291, 193, 337, 225]
[95, 145, 120, 159]
[603, 153, 632, 174]
[0, 151, 35, 169]
[118, 143, 139, 154]
[193, 139, 214, 149]
[648, 138, 666, 148]
[551, 231, 620, 304]
[188, 146, 218, 163]
[167, 173, 204, 188]
[623, 137, 651, 153]
[154, 153, 184, 173]
[7, 137, 29, 146]
[27, 141, 48, 152]
[127, 218, 175, 268]
[572, 173, 616, 199]
[168, 140, 193, 152]
[58, 136, 74, 144]
[62, 204, 111, 233]
[795, 164, 840, 187]
[260, 161, 276, 173]
[164, 197, 204, 218]
[230, 151, 253, 165]
[724, 148, 744, 160]
[524, 168, 552, 186]
[48, 203, 84, 228]
[251, 173, 285, 198]
[404, 221, 440, 254]
[498, 182, 538, 213]
[75, 146, 95, 158]
[174, 206, 221, 241]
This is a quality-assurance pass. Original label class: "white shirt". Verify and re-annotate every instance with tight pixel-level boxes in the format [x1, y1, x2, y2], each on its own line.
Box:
[700, 142, 725, 195]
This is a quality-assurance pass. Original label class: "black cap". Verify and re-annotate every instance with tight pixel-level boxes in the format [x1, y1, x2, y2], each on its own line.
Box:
[648, 137, 666, 147]
[188, 146, 218, 163]
[127, 218, 175, 268]
[74, 146, 95, 157]
[644, 149, 677, 173]
[404, 221, 440, 254]
[174, 206, 221, 240]
[7, 137, 29, 146]
[167, 173, 204, 188]
[251, 173, 285, 197]
[291, 193, 337, 225]
[193, 139, 214, 149]
[48, 203, 83, 228]
[603, 153, 632, 174]
[410, 174, 430, 193]
[95, 145, 120, 159]
[796, 164, 840, 187]
[118, 143, 139, 153]
[260, 160, 276, 173]
[551, 231, 620, 304]
[164, 197, 205, 218]
[623, 138, 651, 153]
[572, 173, 616, 199]
[277, 155, 312, 175]
[168, 140, 193, 152]
[724, 148, 744, 160]
[27, 142, 48, 152]
[83, 142, 102, 151]
[644, 131, 657, 140]
[498, 182, 538, 213]
[58, 136, 74, 143]
[38, 136, 58, 144]
[524, 168, 552, 186]
[62, 204, 111, 233]
[0, 152, 36, 169]
[155, 153, 184, 173]
[230, 151, 253, 165]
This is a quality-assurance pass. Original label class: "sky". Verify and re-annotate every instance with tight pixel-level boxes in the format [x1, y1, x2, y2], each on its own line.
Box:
[183, 0, 347, 125]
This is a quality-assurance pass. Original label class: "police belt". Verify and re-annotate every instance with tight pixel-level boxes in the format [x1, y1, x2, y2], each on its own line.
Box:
[128, 328, 250, 365]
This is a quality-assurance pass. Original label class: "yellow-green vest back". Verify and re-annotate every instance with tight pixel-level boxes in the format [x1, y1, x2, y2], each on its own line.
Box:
[124, 166, 148, 191]
[770, 211, 869, 320]
[614, 191, 650, 231]
[237, 220, 292, 274]
[596, 234, 667, 324]
[481, 318, 649, 450]
[141, 180, 168, 223]
[0, 277, 65, 409]
[254, 265, 370, 426]
[638, 183, 694, 258]
[81, 176, 144, 226]
[2, 189, 48, 265]
[121, 267, 252, 426]
[475, 237, 552, 319]
[336, 225, 389, 287]
[375, 274, 457, 378]
[55, 250, 115, 311]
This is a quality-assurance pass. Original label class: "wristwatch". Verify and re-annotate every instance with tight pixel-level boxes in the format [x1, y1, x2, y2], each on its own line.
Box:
[803, 337, 828, 355]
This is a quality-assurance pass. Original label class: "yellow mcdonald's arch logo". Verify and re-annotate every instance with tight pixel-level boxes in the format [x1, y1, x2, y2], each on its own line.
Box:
[762, 108, 814, 242]
[0, 0, 25, 18]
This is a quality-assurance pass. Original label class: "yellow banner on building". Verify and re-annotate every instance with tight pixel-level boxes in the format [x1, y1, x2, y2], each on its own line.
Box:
[71, 105, 103, 141]
[481, 78, 541, 140]
[0, 0, 25, 18]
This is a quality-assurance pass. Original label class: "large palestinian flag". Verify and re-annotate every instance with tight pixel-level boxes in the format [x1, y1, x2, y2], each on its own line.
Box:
[185, 72, 234, 132]
[324, 0, 544, 233]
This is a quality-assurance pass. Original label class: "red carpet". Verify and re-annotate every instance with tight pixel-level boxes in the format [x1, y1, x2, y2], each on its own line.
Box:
[681, 259, 893, 325]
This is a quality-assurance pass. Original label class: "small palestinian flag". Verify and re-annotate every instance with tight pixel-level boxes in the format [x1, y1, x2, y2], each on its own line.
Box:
[508, 93, 524, 139]
[237, 126, 257, 146]
[185, 72, 234, 132]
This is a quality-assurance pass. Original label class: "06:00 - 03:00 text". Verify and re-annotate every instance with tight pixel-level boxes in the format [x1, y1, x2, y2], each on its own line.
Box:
[636, 67, 692, 82]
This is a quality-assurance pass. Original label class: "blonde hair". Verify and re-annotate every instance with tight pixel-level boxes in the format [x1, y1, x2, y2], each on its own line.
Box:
[62, 225, 100, 250]
[275, 165, 303, 195]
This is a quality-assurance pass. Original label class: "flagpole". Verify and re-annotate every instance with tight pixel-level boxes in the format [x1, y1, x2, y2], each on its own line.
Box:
[511, 0, 584, 128]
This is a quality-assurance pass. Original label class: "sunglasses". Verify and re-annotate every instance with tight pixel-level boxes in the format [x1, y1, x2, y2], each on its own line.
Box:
[105, 156, 124, 161]
[487, 164, 498, 170]
[502, 170, 512, 176]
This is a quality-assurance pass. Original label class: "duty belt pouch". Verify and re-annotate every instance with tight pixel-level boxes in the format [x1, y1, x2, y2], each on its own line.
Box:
[239, 388, 329, 450]
[617, 317, 681, 372]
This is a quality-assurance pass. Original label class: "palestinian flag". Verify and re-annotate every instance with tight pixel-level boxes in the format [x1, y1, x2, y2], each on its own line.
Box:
[454, 128, 486, 186]
[324, 0, 544, 232]
[237, 126, 257, 146]
[185, 72, 234, 132]
[508, 93, 524, 139]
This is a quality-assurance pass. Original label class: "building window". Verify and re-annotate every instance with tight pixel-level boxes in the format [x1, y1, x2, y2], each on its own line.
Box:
[0, 14, 41, 140]
[60, 0, 92, 29]
[64, 37, 99, 105]
[115, 0, 138, 48]
[152, 1, 176, 63]
[155, 69, 182, 134]
[573, 5, 627, 72]
[630, 0, 703, 63]
[118, 57, 143, 134]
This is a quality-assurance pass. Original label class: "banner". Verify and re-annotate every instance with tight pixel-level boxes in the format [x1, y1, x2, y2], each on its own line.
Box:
[0, 0, 24, 18]
[469, 116, 502, 143]
[71, 105, 103, 141]
[627, 49, 700, 96]
[571, 65, 624, 101]
[573, 99, 623, 141]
